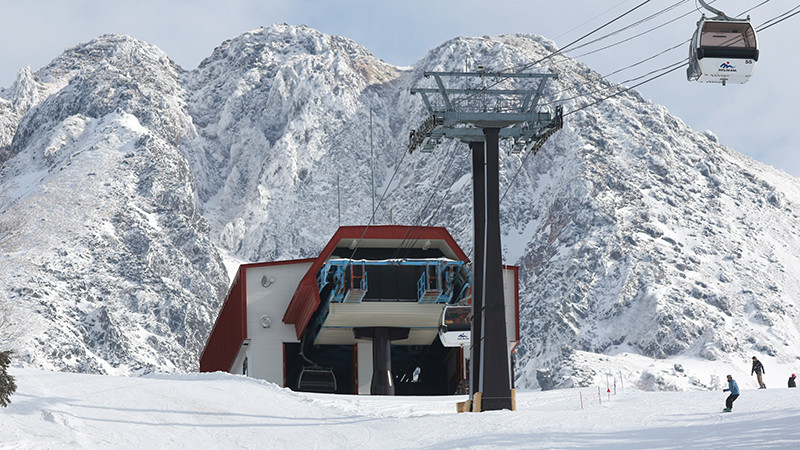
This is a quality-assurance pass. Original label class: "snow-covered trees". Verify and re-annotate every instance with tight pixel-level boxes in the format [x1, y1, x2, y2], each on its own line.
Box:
[0, 298, 23, 406]
[0, 185, 17, 250]
[0, 350, 16, 407]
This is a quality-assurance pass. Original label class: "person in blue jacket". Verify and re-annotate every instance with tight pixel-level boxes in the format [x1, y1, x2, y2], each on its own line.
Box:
[722, 374, 740, 412]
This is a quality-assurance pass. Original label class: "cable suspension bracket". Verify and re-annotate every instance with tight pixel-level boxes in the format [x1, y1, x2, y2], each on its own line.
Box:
[407, 70, 562, 153]
[697, 0, 732, 21]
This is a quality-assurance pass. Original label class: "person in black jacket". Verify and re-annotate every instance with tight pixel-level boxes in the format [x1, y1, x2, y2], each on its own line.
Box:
[751, 356, 766, 389]
[789, 373, 796, 388]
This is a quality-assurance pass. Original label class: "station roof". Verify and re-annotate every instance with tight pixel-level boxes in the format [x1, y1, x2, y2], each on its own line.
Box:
[282, 225, 469, 339]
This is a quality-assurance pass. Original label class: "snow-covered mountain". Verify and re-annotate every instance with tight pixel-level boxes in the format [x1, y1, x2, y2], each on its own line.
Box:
[0, 35, 228, 374]
[1, 24, 799, 388]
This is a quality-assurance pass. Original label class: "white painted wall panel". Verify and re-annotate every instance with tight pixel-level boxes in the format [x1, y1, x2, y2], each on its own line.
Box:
[244, 262, 313, 385]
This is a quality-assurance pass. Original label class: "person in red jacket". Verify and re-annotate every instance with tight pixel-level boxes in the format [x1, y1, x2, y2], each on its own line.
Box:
[751, 356, 766, 389]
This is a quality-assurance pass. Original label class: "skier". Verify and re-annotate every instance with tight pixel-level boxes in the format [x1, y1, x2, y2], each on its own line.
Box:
[722, 374, 740, 412]
[751, 356, 766, 389]
[789, 374, 797, 388]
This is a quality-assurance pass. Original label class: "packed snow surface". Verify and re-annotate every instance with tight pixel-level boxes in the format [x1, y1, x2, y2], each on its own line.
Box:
[2, 367, 800, 449]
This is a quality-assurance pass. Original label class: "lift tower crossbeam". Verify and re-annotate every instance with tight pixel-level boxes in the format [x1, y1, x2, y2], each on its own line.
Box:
[408, 70, 562, 412]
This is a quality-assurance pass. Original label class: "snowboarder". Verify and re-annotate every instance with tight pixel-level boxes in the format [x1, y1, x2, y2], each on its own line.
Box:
[751, 356, 766, 389]
[722, 374, 739, 412]
[789, 374, 796, 388]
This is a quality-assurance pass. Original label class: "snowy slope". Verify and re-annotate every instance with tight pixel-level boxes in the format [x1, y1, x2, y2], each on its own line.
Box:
[3, 367, 800, 449]
[2, 25, 800, 390]
[0, 35, 228, 374]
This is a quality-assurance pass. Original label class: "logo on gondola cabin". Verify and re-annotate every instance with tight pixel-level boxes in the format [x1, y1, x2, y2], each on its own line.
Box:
[719, 61, 736, 71]
[457, 333, 469, 340]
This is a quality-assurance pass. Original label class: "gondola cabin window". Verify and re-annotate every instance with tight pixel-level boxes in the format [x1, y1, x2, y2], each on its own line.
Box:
[700, 23, 755, 48]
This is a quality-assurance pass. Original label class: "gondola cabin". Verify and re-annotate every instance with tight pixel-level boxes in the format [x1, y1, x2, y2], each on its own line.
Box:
[439, 306, 472, 348]
[200, 225, 519, 396]
[687, 17, 759, 85]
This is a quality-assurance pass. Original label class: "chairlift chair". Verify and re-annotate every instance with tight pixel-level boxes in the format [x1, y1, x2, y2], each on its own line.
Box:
[687, 16, 759, 85]
[297, 322, 338, 393]
[297, 365, 337, 393]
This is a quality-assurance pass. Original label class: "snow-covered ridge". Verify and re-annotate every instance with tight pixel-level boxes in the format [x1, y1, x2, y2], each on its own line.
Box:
[1, 25, 799, 390]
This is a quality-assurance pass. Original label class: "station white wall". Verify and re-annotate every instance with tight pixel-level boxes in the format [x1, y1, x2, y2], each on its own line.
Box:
[234, 261, 313, 384]
[357, 342, 373, 394]
[503, 267, 518, 344]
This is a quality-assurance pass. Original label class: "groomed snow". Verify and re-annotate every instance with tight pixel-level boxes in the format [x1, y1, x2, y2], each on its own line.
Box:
[2, 368, 799, 449]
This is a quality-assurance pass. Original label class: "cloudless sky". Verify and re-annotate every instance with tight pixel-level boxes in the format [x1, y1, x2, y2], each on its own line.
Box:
[1, 0, 797, 176]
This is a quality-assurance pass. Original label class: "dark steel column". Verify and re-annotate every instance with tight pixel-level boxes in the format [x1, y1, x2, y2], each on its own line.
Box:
[370, 328, 394, 395]
[480, 127, 512, 411]
[469, 141, 485, 403]
[353, 327, 409, 395]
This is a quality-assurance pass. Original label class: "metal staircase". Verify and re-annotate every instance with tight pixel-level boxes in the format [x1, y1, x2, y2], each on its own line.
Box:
[343, 263, 367, 303]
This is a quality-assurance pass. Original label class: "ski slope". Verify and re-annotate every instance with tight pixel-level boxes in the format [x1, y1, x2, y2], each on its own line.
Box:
[2, 368, 800, 449]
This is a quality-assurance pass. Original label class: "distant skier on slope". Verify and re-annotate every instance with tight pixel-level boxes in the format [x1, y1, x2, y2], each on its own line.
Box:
[789, 374, 796, 388]
[722, 374, 739, 412]
[751, 356, 766, 389]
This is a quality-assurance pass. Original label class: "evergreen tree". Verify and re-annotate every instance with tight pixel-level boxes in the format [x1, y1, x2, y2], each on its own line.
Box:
[0, 350, 17, 407]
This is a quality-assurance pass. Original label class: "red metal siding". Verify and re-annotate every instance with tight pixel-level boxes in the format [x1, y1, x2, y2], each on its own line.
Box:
[199, 269, 247, 372]
[200, 258, 317, 373]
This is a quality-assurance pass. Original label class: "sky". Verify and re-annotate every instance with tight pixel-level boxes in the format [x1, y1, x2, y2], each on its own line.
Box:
[1, 0, 797, 176]
[4, 366, 800, 448]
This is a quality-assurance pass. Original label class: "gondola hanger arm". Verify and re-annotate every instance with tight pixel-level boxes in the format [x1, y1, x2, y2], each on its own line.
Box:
[697, 0, 732, 20]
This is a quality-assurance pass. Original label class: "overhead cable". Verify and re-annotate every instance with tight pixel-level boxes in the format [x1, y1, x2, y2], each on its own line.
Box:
[343, 116, 413, 261]
[553, 0, 633, 41]
[756, 4, 800, 31]
[520, 0, 655, 70]
[392, 141, 463, 260]
[565, 0, 690, 55]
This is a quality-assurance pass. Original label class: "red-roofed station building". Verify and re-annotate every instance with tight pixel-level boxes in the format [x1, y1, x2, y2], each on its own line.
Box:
[200, 225, 519, 395]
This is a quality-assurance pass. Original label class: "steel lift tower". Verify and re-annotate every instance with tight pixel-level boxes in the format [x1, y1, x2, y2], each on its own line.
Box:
[409, 70, 562, 411]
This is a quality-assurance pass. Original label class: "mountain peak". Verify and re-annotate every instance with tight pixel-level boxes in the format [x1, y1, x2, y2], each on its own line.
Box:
[197, 23, 373, 72]
[38, 33, 175, 81]
[4, 32, 191, 164]
[2, 27, 799, 389]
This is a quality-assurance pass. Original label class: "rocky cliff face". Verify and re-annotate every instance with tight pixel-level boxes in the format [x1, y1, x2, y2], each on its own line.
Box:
[2, 25, 798, 387]
[0, 35, 227, 374]
[181, 25, 404, 262]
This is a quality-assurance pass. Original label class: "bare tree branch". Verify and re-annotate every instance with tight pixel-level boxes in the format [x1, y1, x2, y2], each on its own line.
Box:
[0, 301, 28, 351]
